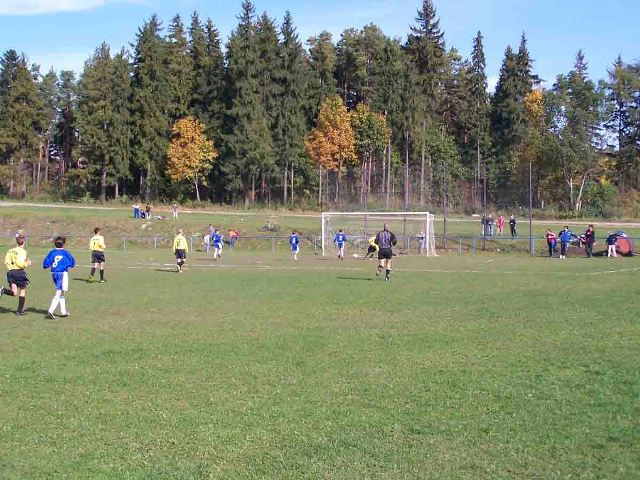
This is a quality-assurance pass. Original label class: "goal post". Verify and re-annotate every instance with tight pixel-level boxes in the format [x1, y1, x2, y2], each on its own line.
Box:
[321, 211, 437, 257]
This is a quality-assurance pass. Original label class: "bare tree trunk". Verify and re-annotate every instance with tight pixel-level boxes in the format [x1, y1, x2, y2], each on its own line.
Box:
[404, 131, 410, 211]
[318, 166, 322, 207]
[115, 182, 119, 199]
[101, 166, 107, 202]
[386, 137, 391, 209]
[290, 164, 294, 204]
[420, 143, 425, 206]
[283, 161, 288, 204]
[195, 173, 201, 202]
[575, 175, 587, 211]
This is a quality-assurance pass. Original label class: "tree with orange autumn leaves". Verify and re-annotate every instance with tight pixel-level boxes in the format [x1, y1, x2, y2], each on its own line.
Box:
[166, 116, 218, 201]
[305, 95, 356, 204]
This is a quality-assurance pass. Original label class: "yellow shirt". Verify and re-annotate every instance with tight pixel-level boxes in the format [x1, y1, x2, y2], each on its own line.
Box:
[173, 234, 189, 252]
[90, 234, 106, 251]
[368, 236, 379, 252]
[5, 246, 28, 270]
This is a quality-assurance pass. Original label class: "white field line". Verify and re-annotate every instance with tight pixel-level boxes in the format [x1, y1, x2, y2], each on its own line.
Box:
[75, 262, 640, 276]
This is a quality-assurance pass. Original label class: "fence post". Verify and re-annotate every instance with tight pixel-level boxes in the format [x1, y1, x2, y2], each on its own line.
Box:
[271, 237, 276, 254]
[190, 236, 193, 253]
[458, 237, 462, 255]
[154, 237, 157, 249]
[123, 237, 126, 251]
[472, 236, 476, 255]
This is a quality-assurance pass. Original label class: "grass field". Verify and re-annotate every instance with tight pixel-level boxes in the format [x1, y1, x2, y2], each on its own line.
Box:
[0, 242, 638, 478]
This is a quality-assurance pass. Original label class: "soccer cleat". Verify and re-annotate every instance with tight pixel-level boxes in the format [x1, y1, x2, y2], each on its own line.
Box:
[46, 312, 56, 320]
[99, 280, 106, 283]
[385, 276, 390, 282]
[60, 313, 70, 318]
[88, 276, 94, 283]
[15, 311, 27, 316]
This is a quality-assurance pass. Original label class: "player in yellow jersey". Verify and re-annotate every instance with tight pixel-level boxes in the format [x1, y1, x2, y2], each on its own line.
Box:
[88, 227, 107, 283]
[172, 229, 189, 273]
[1, 232, 32, 315]
[365, 236, 379, 260]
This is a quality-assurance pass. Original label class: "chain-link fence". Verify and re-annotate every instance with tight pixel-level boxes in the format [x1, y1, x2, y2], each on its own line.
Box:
[1, 234, 636, 257]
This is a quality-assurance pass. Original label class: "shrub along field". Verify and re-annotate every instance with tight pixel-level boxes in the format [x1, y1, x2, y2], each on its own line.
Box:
[0, 223, 638, 479]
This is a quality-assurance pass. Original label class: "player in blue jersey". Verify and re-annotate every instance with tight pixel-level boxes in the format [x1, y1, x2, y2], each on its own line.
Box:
[42, 236, 75, 320]
[289, 231, 300, 261]
[212, 230, 224, 260]
[334, 229, 347, 260]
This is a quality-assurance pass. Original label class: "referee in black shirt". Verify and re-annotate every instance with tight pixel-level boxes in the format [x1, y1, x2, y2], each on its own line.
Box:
[375, 223, 397, 282]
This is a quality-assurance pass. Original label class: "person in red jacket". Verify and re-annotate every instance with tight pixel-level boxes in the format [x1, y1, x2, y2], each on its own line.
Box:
[545, 229, 557, 258]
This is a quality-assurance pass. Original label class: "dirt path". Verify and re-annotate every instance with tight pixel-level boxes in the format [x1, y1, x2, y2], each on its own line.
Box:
[3, 201, 640, 227]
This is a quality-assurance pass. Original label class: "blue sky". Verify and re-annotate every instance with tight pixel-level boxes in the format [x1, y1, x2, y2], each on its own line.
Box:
[0, 0, 638, 90]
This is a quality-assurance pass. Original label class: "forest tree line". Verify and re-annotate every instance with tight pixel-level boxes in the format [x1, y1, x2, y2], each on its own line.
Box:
[0, 0, 639, 215]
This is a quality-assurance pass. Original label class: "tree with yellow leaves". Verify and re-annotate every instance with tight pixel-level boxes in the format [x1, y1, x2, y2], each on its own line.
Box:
[166, 116, 217, 201]
[305, 95, 356, 205]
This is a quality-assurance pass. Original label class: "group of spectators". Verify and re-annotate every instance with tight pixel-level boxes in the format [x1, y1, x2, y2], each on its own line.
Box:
[545, 224, 620, 258]
[481, 214, 518, 237]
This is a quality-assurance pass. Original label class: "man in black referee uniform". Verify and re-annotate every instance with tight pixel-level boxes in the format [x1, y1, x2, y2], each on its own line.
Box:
[375, 223, 397, 282]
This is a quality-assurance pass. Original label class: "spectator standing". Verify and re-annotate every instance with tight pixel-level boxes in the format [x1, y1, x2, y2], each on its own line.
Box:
[606, 232, 618, 258]
[172, 204, 178, 220]
[559, 225, 572, 259]
[497, 214, 505, 235]
[509, 215, 517, 237]
[545, 229, 557, 258]
[583, 224, 595, 258]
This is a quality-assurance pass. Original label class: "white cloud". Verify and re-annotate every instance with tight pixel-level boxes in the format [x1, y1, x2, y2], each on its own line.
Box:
[0, 0, 115, 15]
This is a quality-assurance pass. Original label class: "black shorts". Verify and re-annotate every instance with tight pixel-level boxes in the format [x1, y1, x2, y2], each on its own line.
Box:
[7, 269, 29, 289]
[91, 251, 106, 264]
[367, 245, 377, 254]
[175, 249, 187, 260]
[378, 248, 393, 260]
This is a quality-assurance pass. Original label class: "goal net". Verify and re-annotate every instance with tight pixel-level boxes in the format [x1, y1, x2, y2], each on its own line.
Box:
[321, 212, 437, 257]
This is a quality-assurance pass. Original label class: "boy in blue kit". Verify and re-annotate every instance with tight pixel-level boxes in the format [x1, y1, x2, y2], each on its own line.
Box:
[289, 231, 300, 261]
[212, 230, 224, 260]
[42, 236, 75, 320]
[334, 229, 347, 260]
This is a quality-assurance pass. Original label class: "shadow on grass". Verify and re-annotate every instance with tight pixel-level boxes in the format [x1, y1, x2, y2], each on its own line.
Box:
[155, 269, 178, 273]
[73, 277, 92, 283]
[337, 276, 373, 282]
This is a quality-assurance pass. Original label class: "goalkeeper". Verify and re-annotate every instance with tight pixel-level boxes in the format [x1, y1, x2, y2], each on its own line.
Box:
[375, 223, 397, 282]
[366, 236, 379, 259]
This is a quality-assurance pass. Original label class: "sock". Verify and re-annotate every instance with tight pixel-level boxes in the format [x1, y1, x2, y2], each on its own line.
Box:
[59, 296, 67, 315]
[99, 270, 104, 281]
[48, 291, 61, 314]
[18, 296, 25, 313]
[386, 269, 390, 278]
[2, 287, 15, 296]
[90, 267, 96, 277]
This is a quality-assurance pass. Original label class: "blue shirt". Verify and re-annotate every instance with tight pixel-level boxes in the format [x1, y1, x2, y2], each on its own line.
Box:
[43, 248, 75, 273]
[289, 235, 300, 246]
[559, 230, 573, 243]
[212, 233, 223, 245]
[334, 233, 347, 245]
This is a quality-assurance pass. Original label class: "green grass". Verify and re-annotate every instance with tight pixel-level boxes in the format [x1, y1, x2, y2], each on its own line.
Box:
[0, 247, 638, 479]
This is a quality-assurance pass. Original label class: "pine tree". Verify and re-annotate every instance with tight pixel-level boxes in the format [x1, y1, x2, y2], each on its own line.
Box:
[275, 12, 310, 203]
[54, 70, 76, 188]
[131, 14, 170, 199]
[550, 50, 605, 210]
[37, 68, 58, 190]
[76, 43, 132, 201]
[0, 51, 44, 196]
[307, 31, 337, 121]
[467, 31, 490, 207]
[166, 14, 192, 122]
[223, 0, 274, 205]
[406, 0, 448, 205]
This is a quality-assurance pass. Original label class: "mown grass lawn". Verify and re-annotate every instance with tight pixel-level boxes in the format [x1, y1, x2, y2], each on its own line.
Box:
[0, 248, 638, 479]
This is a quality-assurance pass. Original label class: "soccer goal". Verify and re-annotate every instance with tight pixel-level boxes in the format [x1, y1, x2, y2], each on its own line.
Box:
[321, 212, 437, 257]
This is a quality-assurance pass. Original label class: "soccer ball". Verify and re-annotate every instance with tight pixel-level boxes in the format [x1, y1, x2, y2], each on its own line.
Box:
[352, 253, 359, 258]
